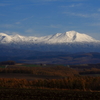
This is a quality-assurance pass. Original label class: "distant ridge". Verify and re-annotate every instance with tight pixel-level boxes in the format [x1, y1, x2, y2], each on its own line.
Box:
[0, 31, 100, 53]
[0, 31, 99, 44]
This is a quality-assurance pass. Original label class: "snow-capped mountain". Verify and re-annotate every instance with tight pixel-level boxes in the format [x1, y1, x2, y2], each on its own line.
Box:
[0, 31, 99, 44]
[1, 31, 100, 64]
[43, 31, 98, 43]
[0, 31, 100, 53]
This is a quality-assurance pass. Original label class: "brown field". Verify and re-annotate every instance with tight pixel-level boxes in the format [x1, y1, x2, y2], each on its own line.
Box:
[0, 62, 100, 99]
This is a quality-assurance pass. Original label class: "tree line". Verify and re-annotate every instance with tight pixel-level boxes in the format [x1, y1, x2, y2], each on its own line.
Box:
[0, 76, 100, 91]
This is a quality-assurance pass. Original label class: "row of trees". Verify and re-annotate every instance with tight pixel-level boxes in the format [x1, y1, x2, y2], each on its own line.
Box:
[0, 66, 78, 77]
[0, 76, 100, 91]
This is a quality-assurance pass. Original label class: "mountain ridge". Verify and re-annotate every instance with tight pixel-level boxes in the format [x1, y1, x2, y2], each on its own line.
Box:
[0, 31, 100, 63]
[0, 31, 99, 44]
[0, 31, 100, 53]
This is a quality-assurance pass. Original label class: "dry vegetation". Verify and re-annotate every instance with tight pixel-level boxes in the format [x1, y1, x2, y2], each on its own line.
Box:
[0, 76, 100, 91]
[0, 65, 78, 77]
[0, 64, 99, 91]
[0, 61, 100, 99]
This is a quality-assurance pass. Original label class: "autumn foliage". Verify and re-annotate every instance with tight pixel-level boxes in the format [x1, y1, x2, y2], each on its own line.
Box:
[0, 76, 99, 91]
[0, 64, 100, 91]
[0, 66, 78, 77]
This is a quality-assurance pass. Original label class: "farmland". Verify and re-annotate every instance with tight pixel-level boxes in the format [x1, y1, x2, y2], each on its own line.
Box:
[0, 61, 100, 99]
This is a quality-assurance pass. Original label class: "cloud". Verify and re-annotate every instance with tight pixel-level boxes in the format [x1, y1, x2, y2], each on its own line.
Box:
[22, 16, 34, 21]
[15, 16, 34, 24]
[63, 12, 100, 19]
[25, 29, 34, 33]
[15, 21, 21, 25]
[63, 12, 89, 18]
[62, 3, 83, 8]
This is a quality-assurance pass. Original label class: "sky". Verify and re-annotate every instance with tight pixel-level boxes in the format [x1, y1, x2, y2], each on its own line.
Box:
[0, 0, 100, 39]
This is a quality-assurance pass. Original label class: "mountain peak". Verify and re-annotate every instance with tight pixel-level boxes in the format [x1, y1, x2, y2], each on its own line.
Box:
[0, 33, 12, 43]
[45, 31, 97, 43]
[65, 31, 77, 35]
[63, 31, 97, 42]
[64, 31, 78, 41]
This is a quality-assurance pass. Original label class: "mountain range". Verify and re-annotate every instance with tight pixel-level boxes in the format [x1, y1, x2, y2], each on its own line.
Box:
[0, 31, 99, 44]
[0, 31, 100, 64]
[0, 31, 100, 52]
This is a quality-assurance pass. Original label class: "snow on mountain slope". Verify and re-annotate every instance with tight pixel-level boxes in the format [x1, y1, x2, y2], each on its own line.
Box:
[11, 34, 26, 42]
[0, 33, 12, 43]
[0, 31, 100, 53]
[0, 31, 99, 44]
[0, 33, 38, 43]
[44, 31, 97, 43]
